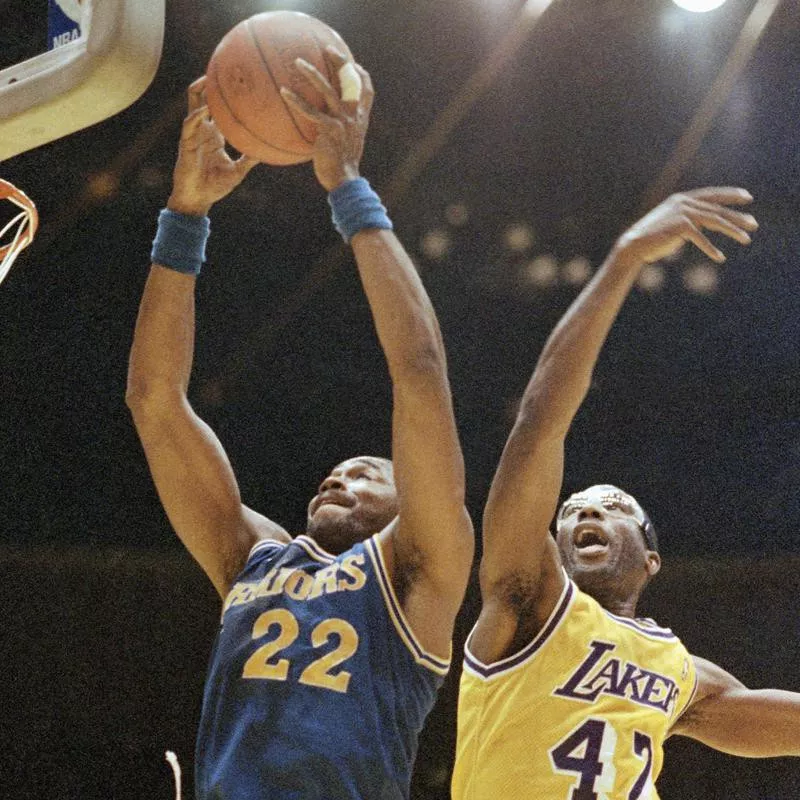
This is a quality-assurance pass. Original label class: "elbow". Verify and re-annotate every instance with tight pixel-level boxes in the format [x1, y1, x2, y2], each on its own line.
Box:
[125, 375, 185, 425]
[391, 342, 448, 385]
[514, 375, 584, 439]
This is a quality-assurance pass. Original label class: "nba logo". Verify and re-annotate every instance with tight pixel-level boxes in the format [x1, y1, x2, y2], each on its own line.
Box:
[48, 0, 86, 50]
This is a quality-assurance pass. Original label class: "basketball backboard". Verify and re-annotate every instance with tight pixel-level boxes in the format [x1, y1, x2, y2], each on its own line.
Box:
[0, 0, 165, 162]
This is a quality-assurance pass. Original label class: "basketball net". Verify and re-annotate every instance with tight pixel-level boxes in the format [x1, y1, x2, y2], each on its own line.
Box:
[0, 179, 39, 287]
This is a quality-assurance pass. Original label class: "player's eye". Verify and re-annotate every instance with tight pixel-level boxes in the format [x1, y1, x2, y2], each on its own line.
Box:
[603, 499, 633, 514]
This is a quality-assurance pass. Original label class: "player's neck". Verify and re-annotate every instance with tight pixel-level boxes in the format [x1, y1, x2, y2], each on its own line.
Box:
[583, 583, 639, 618]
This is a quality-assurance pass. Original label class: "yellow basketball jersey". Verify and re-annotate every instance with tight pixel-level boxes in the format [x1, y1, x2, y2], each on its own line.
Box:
[453, 577, 697, 799]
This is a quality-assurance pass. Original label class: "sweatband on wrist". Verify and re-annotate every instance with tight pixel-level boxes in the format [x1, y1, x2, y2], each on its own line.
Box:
[328, 178, 393, 244]
[151, 208, 210, 276]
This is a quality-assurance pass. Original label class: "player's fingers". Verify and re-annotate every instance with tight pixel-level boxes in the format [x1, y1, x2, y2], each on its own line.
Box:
[323, 46, 349, 69]
[681, 220, 727, 262]
[181, 106, 210, 138]
[684, 207, 754, 246]
[235, 155, 260, 176]
[280, 87, 326, 125]
[682, 187, 753, 206]
[683, 198, 759, 231]
[294, 58, 341, 113]
[354, 63, 375, 113]
[187, 77, 207, 113]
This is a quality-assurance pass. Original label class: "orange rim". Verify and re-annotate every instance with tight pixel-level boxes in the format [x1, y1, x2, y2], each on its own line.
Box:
[0, 179, 39, 257]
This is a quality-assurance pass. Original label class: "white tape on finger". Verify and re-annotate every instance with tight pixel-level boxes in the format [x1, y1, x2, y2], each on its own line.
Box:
[338, 62, 362, 103]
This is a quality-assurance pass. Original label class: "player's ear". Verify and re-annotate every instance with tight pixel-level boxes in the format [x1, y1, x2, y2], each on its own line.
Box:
[645, 551, 661, 577]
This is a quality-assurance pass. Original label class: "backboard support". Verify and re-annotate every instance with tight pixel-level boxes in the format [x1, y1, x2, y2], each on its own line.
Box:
[0, 0, 165, 162]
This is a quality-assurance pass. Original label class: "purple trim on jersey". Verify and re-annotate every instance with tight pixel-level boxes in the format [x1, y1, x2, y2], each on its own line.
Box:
[247, 538, 286, 562]
[604, 610, 676, 640]
[293, 535, 337, 564]
[365, 537, 451, 673]
[464, 579, 575, 679]
[674, 665, 699, 722]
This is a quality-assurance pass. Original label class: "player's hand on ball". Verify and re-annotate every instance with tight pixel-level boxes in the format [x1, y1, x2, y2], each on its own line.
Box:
[280, 48, 374, 192]
[614, 187, 758, 266]
[168, 77, 258, 217]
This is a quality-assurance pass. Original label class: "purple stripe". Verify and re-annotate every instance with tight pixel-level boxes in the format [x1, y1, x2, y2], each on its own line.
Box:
[248, 539, 285, 561]
[605, 611, 676, 639]
[367, 539, 450, 671]
[466, 581, 575, 678]
[294, 536, 335, 563]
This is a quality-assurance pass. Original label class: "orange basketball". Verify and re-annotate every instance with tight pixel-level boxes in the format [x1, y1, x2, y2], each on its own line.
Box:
[205, 11, 353, 165]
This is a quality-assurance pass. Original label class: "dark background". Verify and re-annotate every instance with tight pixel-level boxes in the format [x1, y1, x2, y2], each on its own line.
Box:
[0, 0, 798, 798]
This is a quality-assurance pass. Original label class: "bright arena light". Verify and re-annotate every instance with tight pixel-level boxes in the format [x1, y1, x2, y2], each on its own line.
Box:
[523, 254, 558, 287]
[420, 229, 452, 261]
[504, 222, 535, 253]
[637, 264, 666, 294]
[561, 256, 592, 287]
[683, 262, 720, 295]
[671, 0, 728, 12]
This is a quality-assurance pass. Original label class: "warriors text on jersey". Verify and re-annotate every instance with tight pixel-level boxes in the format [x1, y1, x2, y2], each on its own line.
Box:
[196, 534, 449, 800]
[452, 576, 697, 799]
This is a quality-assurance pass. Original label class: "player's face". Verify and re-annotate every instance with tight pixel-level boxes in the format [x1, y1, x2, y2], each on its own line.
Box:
[306, 456, 398, 554]
[555, 485, 658, 601]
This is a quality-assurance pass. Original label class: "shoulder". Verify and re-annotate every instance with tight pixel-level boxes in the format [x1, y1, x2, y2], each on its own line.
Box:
[243, 505, 291, 545]
[689, 655, 747, 700]
[467, 562, 573, 669]
[220, 507, 291, 592]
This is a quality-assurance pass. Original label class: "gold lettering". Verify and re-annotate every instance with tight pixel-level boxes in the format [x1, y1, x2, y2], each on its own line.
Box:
[254, 568, 280, 598]
[263, 567, 294, 597]
[223, 582, 255, 615]
[284, 570, 314, 600]
[309, 564, 340, 599]
[338, 554, 367, 591]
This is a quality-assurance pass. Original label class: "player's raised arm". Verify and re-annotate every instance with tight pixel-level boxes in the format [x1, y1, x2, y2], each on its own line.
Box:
[670, 655, 800, 756]
[126, 79, 287, 599]
[283, 51, 473, 659]
[471, 189, 758, 663]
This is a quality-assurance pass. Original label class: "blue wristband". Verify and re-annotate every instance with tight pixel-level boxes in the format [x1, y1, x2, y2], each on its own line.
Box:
[328, 178, 393, 244]
[151, 208, 210, 276]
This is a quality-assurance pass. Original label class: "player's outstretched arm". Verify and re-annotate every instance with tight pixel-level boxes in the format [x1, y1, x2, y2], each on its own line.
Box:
[283, 51, 473, 659]
[670, 655, 800, 756]
[471, 189, 758, 664]
[127, 79, 288, 599]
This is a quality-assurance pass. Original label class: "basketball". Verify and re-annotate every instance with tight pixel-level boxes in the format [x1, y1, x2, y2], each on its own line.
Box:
[205, 11, 354, 166]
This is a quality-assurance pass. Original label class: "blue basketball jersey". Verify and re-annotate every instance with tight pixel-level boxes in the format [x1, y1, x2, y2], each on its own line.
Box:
[195, 533, 449, 800]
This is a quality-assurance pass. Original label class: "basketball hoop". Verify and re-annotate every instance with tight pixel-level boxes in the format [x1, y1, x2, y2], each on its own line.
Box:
[0, 179, 38, 286]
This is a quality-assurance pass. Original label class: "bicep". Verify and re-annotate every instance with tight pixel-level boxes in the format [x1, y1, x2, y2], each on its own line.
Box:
[481, 419, 566, 596]
[672, 656, 800, 757]
[133, 398, 287, 596]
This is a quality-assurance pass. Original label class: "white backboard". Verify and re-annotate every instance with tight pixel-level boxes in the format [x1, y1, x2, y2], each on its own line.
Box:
[0, 0, 165, 161]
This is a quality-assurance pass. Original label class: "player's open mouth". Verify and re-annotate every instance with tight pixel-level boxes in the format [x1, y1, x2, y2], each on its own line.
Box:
[573, 525, 609, 556]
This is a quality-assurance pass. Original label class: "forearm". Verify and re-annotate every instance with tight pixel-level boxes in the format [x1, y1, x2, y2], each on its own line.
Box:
[126, 265, 196, 407]
[350, 228, 446, 378]
[520, 242, 644, 431]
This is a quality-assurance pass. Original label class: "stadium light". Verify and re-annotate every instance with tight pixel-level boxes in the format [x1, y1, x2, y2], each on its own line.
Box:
[671, 0, 728, 12]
